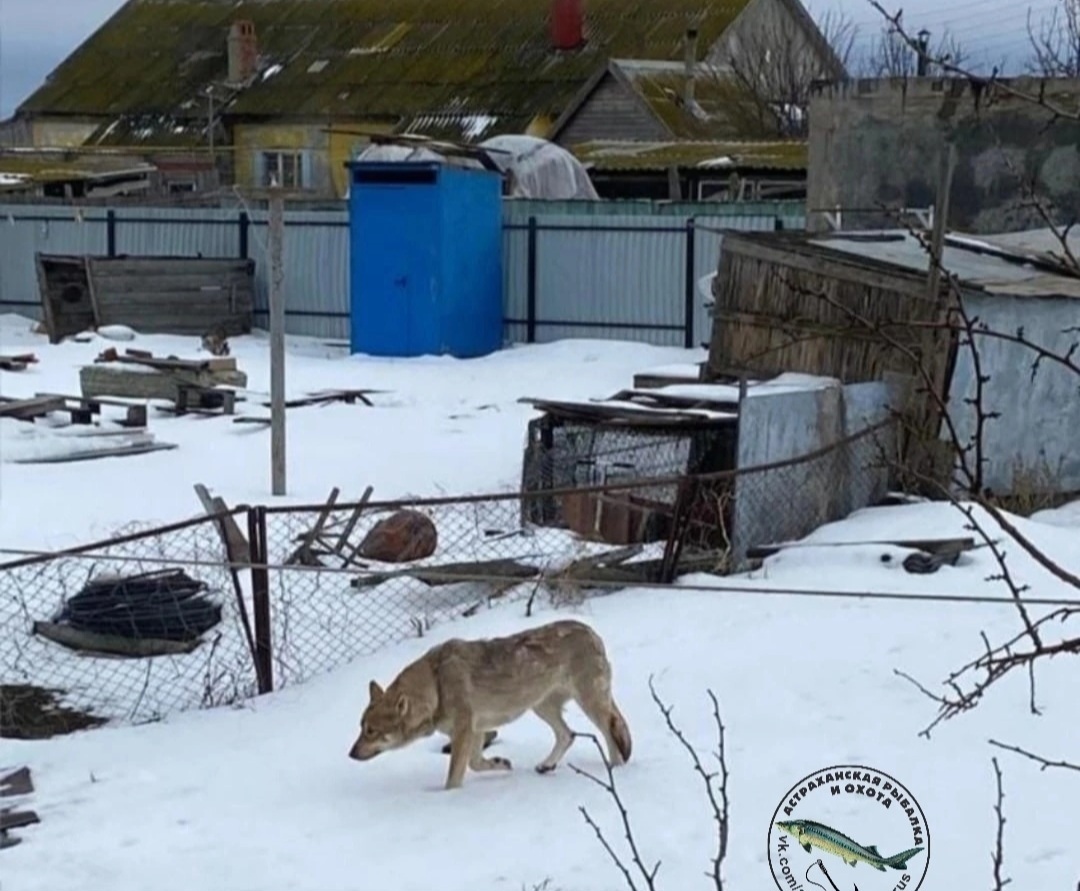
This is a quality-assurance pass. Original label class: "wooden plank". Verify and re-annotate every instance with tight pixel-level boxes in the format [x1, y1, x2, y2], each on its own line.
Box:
[0, 768, 32, 798]
[745, 536, 977, 560]
[0, 809, 39, 832]
[8, 441, 178, 464]
[193, 484, 251, 566]
[333, 486, 374, 555]
[32, 621, 201, 656]
[87, 257, 254, 277]
[286, 488, 341, 564]
[0, 396, 67, 420]
[723, 233, 930, 299]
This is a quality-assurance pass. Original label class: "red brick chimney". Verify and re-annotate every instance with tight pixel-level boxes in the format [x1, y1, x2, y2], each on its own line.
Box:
[550, 0, 584, 51]
[227, 20, 258, 84]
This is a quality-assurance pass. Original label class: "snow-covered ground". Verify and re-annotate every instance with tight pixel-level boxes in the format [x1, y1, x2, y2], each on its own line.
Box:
[0, 313, 701, 551]
[2, 313, 1080, 890]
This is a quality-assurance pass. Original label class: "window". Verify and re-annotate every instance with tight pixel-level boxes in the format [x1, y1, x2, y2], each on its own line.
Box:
[260, 151, 308, 189]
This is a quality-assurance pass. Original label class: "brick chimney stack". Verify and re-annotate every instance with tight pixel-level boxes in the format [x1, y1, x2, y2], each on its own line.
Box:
[227, 20, 258, 84]
[551, 0, 584, 51]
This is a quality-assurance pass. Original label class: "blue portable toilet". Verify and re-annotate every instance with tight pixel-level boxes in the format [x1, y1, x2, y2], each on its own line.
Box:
[346, 160, 504, 358]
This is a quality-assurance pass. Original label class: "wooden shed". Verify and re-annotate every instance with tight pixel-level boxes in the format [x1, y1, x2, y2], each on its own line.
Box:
[704, 228, 1080, 496]
[36, 253, 255, 344]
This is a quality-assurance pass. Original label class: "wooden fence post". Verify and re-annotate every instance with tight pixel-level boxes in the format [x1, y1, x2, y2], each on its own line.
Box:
[246, 506, 273, 694]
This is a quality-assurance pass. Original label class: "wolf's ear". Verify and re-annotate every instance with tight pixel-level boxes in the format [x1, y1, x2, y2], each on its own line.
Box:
[395, 694, 409, 716]
[368, 680, 384, 701]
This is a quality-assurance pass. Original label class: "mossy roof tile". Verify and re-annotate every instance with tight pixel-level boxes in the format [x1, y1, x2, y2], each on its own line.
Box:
[571, 139, 808, 171]
[21, 0, 753, 140]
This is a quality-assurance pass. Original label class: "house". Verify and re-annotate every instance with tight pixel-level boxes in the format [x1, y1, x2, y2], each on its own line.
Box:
[8, 0, 841, 201]
[545, 58, 809, 199]
[705, 227, 1080, 499]
[807, 77, 1080, 234]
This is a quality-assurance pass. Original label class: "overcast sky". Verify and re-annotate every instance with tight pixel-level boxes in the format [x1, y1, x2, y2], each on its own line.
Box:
[0, 0, 1063, 120]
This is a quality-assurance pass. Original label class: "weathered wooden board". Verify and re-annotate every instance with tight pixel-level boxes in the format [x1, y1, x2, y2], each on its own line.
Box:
[80, 364, 247, 402]
[37, 253, 255, 342]
[36, 255, 96, 344]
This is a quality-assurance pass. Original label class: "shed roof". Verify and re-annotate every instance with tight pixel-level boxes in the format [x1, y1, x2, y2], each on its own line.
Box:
[0, 150, 156, 188]
[21, 0, 752, 142]
[571, 138, 807, 172]
[812, 231, 1080, 299]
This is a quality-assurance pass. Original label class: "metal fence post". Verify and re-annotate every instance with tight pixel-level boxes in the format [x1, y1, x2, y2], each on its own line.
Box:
[246, 505, 273, 694]
[683, 217, 696, 349]
[238, 211, 250, 259]
[106, 209, 117, 257]
[526, 215, 538, 343]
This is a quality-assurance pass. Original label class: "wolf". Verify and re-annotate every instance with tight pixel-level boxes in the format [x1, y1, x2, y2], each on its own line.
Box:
[347, 619, 632, 790]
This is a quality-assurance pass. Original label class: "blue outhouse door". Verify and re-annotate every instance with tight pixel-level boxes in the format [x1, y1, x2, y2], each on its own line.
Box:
[349, 166, 439, 356]
[347, 160, 503, 358]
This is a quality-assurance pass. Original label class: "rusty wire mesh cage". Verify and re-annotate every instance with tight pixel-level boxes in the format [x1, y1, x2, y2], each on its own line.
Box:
[0, 512, 258, 739]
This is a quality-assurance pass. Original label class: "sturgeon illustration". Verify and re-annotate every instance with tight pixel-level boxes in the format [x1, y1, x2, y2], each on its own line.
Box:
[775, 819, 924, 872]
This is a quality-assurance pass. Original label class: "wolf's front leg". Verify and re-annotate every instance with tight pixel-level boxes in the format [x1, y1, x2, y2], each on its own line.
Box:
[445, 721, 476, 790]
[468, 730, 512, 773]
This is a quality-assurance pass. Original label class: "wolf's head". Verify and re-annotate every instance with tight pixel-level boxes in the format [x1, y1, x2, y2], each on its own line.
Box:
[347, 679, 416, 761]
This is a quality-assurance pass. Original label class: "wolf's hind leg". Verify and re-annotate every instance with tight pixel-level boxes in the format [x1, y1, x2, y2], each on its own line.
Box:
[533, 694, 574, 773]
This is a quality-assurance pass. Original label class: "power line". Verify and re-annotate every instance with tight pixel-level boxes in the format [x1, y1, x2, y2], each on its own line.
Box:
[0, 544, 1077, 609]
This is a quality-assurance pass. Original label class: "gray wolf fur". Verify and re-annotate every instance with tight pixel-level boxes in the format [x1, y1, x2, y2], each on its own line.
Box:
[347, 619, 632, 789]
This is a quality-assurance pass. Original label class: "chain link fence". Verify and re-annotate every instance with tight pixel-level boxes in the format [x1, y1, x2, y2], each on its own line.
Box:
[0, 420, 893, 739]
[259, 419, 894, 694]
[0, 510, 259, 739]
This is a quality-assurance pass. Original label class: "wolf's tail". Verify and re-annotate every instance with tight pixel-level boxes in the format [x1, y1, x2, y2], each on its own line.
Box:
[884, 846, 923, 870]
[610, 701, 632, 763]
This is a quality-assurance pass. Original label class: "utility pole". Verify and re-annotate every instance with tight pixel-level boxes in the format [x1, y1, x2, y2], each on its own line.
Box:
[268, 177, 287, 495]
[925, 143, 956, 306]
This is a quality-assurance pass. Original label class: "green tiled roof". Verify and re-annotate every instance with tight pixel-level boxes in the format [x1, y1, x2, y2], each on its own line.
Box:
[21, 0, 754, 140]
[570, 139, 808, 171]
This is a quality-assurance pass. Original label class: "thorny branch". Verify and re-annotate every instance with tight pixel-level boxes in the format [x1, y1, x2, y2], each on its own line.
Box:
[570, 733, 660, 891]
[571, 687, 732, 891]
[894, 609, 1078, 737]
[991, 757, 1011, 891]
[648, 677, 729, 889]
[988, 739, 1080, 774]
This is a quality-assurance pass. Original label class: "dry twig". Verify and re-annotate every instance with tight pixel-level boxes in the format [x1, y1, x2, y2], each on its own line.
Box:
[648, 677, 729, 889]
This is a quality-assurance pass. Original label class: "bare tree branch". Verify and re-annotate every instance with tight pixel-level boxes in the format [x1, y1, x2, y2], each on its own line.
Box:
[570, 733, 660, 891]
[866, 0, 1080, 122]
[1026, 1, 1080, 78]
[720, 8, 855, 138]
[991, 757, 1011, 891]
[988, 739, 1080, 774]
[858, 15, 968, 78]
[648, 677, 729, 889]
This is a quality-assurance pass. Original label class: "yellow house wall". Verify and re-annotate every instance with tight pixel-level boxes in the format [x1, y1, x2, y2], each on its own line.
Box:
[32, 119, 101, 147]
[234, 121, 397, 197]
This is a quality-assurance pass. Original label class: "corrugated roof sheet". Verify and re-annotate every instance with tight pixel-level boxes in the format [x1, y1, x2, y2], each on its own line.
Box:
[0, 150, 155, 185]
[813, 230, 1080, 299]
[21, 0, 753, 142]
[571, 139, 807, 171]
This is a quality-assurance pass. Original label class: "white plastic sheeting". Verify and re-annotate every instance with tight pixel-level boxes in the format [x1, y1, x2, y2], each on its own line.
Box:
[351, 135, 598, 200]
[479, 135, 599, 200]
